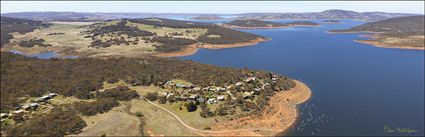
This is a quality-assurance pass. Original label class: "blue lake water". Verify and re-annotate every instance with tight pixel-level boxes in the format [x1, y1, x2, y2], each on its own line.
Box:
[179, 20, 425, 136]
[8, 19, 423, 136]
[9, 50, 78, 59]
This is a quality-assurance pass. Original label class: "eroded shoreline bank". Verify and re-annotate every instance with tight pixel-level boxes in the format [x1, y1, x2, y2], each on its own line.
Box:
[328, 31, 425, 50]
[354, 39, 425, 50]
[207, 80, 312, 136]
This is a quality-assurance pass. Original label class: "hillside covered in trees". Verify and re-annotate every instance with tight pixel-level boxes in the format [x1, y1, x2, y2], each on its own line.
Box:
[0, 52, 294, 112]
[0, 52, 295, 136]
[0, 16, 51, 47]
[331, 16, 425, 49]
[1, 17, 266, 58]
[82, 18, 264, 53]
[331, 16, 424, 36]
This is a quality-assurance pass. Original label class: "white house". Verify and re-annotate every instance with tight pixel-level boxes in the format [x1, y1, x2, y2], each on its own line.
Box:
[245, 77, 257, 82]
[217, 95, 225, 101]
[1, 113, 9, 118]
[48, 93, 58, 98]
[207, 98, 217, 104]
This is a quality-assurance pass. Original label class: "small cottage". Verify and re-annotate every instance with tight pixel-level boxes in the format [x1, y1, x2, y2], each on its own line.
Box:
[188, 94, 199, 101]
[217, 95, 225, 101]
[207, 98, 217, 104]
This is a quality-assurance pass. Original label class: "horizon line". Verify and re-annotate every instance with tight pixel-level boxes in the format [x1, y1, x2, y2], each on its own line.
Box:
[1, 9, 423, 15]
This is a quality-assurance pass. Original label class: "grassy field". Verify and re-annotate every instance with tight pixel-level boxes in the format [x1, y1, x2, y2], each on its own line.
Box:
[4, 23, 92, 55]
[170, 79, 193, 85]
[157, 102, 221, 130]
[129, 99, 199, 136]
[2, 20, 212, 57]
[75, 103, 142, 136]
[4, 22, 158, 57]
[379, 35, 425, 47]
[126, 21, 208, 40]
[357, 35, 425, 49]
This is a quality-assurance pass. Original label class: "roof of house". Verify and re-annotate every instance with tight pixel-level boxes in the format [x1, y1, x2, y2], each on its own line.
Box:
[189, 94, 198, 98]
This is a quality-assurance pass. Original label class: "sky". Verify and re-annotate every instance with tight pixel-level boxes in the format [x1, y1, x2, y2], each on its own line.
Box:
[1, 1, 424, 14]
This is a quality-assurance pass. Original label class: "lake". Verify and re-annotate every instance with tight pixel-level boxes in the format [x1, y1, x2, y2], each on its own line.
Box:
[8, 19, 423, 136]
[9, 50, 78, 59]
[179, 20, 425, 136]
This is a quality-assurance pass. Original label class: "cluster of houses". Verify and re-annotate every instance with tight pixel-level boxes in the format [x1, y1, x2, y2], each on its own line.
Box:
[160, 91, 227, 104]
[153, 75, 281, 105]
[0, 93, 58, 122]
[16, 93, 58, 113]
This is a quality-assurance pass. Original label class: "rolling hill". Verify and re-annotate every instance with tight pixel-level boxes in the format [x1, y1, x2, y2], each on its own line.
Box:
[0, 16, 51, 47]
[331, 16, 425, 49]
[1, 17, 267, 57]
[331, 15, 424, 36]
[2, 10, 417, 22]
[234, 9, 417, 21]
[221, 19, 318, 28]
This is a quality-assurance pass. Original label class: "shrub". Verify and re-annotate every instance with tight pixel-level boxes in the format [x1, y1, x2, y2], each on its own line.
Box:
[144, 92, 158, 101]
[185, 101, 197, 112]
[167, 95, 175, 103]
[135, 112, 144, 117]
[6, 108, 86, 136]
[158, 96, 166, 104]
[199, 103, 214, 118]
[73, 98, 120, 116]
[97, 86, 139, 101]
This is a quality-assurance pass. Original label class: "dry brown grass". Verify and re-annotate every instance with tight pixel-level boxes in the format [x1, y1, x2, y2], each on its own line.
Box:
[357, 35, 425, 50]
[73, 103, 142, 136]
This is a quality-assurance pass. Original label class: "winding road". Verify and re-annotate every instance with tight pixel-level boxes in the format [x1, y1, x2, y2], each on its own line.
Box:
[139, 96, 278, 136]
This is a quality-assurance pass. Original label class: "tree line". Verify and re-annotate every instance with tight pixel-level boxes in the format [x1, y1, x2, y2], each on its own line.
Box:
[0, 16, 51, 47]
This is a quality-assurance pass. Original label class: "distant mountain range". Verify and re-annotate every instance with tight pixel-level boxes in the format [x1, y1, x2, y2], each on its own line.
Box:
[233, 10, 418, 20]
[1, 9, 420, 22]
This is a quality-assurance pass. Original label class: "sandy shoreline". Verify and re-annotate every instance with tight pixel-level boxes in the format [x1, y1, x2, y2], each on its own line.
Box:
[155, 37, 270, 57]
[354, 40, 425, 50]
[207, 80, 312, 136]
[326, 30, 382, 34]
[328, 31, 424, 50]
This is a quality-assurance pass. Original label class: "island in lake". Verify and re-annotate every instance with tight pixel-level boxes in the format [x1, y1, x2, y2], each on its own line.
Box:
[330, 15, 425, 50]
[323, 20, 341, 23]
[190, 15, 224, 20]
[221, 19, 319, 29]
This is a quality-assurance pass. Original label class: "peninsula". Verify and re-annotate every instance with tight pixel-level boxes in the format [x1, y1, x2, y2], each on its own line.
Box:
[330, 16, 425, 50]
[221, 19, 319, 29]
[1, 17, 269, 58]
[323, 20, 341, 23]
[0, 52, 311, 136]
[0, 15, 311, 137]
